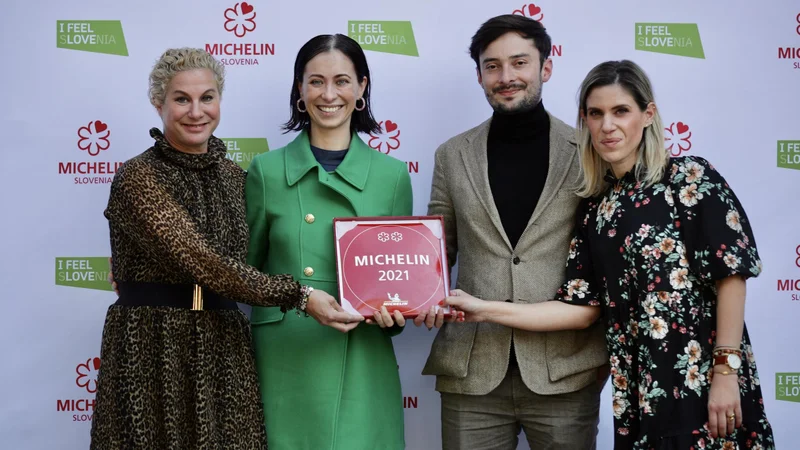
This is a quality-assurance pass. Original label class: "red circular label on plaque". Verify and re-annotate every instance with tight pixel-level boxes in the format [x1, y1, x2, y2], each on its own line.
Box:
[340, 224, 444, 314]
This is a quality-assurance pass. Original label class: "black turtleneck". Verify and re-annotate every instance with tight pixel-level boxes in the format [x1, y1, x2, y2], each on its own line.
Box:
[487, 101, 550, 249]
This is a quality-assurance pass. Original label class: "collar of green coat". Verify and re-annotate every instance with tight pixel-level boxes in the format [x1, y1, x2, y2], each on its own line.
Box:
[285, 129, 372, 190]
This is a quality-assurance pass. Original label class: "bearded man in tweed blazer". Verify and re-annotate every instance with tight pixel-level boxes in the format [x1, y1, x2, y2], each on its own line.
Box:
[414, 15, 608, 450]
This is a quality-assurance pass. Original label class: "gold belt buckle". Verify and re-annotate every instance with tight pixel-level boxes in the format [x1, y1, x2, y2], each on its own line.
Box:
[192, 284, 204, 311]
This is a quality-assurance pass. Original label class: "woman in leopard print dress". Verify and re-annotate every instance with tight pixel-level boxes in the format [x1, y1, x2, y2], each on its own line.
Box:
[90, 48, 362, 450]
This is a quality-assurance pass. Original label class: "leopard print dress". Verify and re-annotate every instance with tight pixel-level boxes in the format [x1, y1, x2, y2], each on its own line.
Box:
[90, 128, 302, 450]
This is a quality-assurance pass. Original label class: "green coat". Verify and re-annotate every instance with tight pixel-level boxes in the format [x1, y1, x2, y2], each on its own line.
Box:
[245, 131, 412, 450]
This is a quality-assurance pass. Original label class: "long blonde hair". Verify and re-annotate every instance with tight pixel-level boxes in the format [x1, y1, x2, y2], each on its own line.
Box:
[576, 60, 668, 198]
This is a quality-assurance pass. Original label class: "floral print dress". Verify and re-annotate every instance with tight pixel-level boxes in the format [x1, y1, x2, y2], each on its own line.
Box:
[557, 156, 774, 450]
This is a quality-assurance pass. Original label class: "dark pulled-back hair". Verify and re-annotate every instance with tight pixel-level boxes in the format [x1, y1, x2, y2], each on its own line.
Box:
[282, 34, 380, 134]
[469, 15, 552, 67]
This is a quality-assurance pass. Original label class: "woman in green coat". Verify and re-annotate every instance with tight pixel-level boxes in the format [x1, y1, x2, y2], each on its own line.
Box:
[245, 34, 412, 450]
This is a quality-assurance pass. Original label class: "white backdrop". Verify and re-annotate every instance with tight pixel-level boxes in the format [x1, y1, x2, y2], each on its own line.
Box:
[1, 0, 799, 449]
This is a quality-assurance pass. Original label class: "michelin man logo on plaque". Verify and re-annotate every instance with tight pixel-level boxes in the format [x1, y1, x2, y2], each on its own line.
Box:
[0, 0, 797, 448]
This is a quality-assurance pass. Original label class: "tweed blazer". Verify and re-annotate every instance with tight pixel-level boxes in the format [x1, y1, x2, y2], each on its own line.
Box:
[422, 113, 608, 395]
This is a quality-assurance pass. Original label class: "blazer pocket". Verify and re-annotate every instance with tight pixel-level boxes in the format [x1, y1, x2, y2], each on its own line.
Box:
[250, 306, 285, 325]
[421, 322, 478, 378]
[544, 324, 608, 382]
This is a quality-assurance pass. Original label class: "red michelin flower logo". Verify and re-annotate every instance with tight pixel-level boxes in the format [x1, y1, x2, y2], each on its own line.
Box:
[664, 121, 692, 156]
[367, 120, 401, 154]
[76, 357, 101, 394]
[796, 12, 799, 35]
[77, 120, 110, 156]
[224, 2, 256, 38]
[512, 3, 544, 21]
[795, 244, 799, 268]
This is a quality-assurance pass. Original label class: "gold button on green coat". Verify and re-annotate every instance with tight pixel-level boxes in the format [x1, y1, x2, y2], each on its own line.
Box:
[303, 266, 314, 277]
[304, 213, 315, 223]
[245, 130, 412, 450]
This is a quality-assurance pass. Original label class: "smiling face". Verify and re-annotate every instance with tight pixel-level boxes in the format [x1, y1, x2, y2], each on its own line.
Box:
[477, 32, 552, 114]
[582, 83, 655, 177]
[298, 49, 366, 135]
[156, 68, 220, 154]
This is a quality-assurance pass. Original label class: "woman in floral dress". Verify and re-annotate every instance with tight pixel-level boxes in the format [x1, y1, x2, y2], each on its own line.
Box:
[442, 60, 774, 449]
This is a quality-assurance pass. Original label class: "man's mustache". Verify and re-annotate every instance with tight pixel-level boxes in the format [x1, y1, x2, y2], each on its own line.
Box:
[493, 83, 526, 93]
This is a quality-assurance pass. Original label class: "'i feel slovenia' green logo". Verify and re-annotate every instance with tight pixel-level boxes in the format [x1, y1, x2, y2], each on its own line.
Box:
[635, 23, 704, 59]
[778, 141, 800, 170]
[55, 257, 112, 291]
[221, 138, 270, 170]
[347, 21, 418, 56]
[776, 373, 800, 402]
[57, 21, 128, 56]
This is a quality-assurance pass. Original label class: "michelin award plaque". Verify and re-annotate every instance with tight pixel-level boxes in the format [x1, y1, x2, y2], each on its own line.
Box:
[333, 216, 451, 318]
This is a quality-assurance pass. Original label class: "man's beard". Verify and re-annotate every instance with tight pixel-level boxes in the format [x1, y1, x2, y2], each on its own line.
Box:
[486, 81, 542, 114]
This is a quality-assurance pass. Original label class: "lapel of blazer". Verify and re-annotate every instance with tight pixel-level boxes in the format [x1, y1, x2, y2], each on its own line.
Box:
[285, 130, 370, 216]
[327, 133, 372, 216]
[460, 118, 512, 251]
[525, 113, 578, 228]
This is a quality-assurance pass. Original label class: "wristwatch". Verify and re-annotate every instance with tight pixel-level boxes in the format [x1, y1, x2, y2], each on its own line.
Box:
[713, 353, 742, 371]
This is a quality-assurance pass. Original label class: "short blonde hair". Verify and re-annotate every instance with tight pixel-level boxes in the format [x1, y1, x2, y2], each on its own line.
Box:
[576, 60, 668, 198]
[148, 48, 225, 107]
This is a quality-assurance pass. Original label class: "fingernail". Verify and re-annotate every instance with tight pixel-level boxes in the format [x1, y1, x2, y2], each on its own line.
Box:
[438, 301, 444, 306]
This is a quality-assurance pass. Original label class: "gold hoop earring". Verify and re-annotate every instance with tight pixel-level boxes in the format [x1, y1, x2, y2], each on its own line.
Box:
[296, 99, 307, 113]
[354, 97, 366, 111]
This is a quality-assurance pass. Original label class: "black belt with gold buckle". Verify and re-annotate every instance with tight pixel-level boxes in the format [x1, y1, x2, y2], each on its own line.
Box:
[114, 281, 238, 311]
